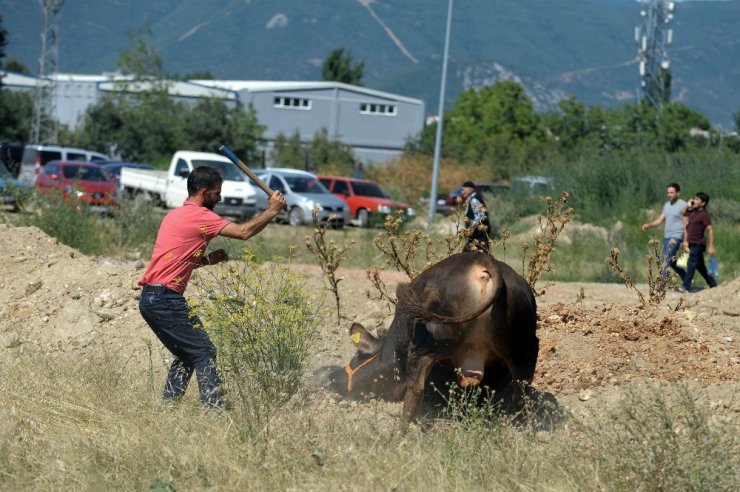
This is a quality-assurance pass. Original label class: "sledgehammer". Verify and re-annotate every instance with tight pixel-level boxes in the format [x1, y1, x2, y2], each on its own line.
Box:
[219, 144, 287, 210]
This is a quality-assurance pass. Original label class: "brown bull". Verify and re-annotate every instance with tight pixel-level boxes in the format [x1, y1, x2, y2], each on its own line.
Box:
[322, 252, 539, 430]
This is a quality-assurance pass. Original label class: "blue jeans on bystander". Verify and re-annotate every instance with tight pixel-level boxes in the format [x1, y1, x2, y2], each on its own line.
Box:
[662, 237, 686, 280]
[139, 285, 222, 407]
[682, 243, 717, 292]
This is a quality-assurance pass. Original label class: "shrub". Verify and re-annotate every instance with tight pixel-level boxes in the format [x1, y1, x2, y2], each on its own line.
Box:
[192, 248, 322, 436]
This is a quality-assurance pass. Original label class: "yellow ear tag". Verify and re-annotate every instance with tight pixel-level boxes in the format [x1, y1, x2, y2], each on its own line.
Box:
[351, 333, 361, 345]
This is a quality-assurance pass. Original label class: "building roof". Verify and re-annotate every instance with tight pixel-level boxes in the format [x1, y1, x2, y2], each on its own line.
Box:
[97, 79, 237, 100]
[0, 70, 39, 88]
[190, 80, 424, 105]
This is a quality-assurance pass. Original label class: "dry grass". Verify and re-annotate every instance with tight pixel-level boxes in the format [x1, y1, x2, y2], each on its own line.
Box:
[0, 349, 735, 491]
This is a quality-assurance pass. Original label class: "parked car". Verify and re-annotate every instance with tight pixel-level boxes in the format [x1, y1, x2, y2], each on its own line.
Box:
[102, 162, 155, 191]
[253, 168, 350, 227]
[0, 141, 25, 178]
[18, 144, 111, 186]
[0, 160, 29, 211]
[119, 151, 257, 219]
[318, 175, 415, 227]
[35, 161, 118, 213]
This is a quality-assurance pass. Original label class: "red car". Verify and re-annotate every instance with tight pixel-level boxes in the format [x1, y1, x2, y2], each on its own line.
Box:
[318, 175, 415, 227]
[35, 161, 119, 213]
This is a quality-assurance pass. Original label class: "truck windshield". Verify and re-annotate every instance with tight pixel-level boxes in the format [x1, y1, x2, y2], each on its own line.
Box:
[192, 160, 245, 182]
[352, 182, 387, 198]
[283, 175, 328, 194]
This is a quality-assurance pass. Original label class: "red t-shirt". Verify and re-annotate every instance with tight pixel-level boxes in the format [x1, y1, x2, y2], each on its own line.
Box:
[139, 200, 231, 293]
[686, 209, 711, 245]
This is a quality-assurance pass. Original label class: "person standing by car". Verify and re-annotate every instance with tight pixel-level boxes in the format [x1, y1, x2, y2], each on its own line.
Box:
[138, 166, 285, 407]
[641, 182, 687, 282]
[679, 192, 717, 293]
[461, 180, 492, 253]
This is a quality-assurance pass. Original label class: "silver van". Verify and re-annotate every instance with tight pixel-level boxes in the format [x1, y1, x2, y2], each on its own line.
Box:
[18, 144, 111, 185]
[253, 168, 350, 228]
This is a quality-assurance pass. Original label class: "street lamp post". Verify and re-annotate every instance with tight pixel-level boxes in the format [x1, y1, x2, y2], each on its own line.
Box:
[427, 0, 454, 225]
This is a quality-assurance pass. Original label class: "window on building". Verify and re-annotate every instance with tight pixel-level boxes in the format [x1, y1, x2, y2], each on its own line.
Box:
[273, 96, 311, 110]
[359, 102, 397, 116]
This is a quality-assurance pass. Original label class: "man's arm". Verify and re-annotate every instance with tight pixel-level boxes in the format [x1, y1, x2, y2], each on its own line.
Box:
[641, 212, 665, 232]
[219, 191, 286, 241]
[706, 224, 716, 256]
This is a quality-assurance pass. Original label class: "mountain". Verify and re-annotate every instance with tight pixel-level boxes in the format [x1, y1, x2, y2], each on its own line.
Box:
[2, 0, 738, 129]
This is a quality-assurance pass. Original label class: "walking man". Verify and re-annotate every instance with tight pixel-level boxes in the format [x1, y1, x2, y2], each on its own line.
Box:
[461, 180, 492, 254]
[138, 166, 285, 407]
[680, 192, 717, 293]
[641, 182, 687, 282]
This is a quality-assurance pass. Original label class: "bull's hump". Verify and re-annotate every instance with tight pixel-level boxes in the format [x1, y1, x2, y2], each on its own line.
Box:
[412, 253, 502, 322]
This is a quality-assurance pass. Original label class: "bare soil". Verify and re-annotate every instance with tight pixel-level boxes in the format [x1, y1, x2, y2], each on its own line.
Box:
[1, 224, 738, 422]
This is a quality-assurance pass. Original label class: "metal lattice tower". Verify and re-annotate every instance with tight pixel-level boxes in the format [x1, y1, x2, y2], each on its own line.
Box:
[31, 0, 64, 144]
[635, 0, 675, 108]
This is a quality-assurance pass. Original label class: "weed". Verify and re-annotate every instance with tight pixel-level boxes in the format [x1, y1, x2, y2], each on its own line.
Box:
[521, 192, 574, 295]
[567, 383, 738, 491]
[304, 208, 355, 325]
[606, 246, 647, 306]
[373, 211, 434, 279]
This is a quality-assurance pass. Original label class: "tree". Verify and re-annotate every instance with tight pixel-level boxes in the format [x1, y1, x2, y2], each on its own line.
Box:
[271, 130, 307, 169]
[0, 13, 34, 140]
[3, 58, 31, 73]
[322, 48, 364, 86]
[734, 110, 740, 134]
[307, 128, 356, 175]
[182, 98, 264, 163]
[117, 22, 166, 80]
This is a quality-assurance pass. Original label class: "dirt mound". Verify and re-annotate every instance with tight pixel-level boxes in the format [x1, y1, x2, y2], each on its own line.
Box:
[1, 224, 737, 400]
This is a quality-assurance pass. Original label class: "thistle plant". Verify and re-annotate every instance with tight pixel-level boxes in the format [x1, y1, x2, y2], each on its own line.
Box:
[522, 192, 574, 295]
[605, 247, 647, 307]
[304, 208, 355, 325]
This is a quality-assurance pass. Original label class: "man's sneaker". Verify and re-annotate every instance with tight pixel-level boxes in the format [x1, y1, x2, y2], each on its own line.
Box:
[677, 285, 689, 293]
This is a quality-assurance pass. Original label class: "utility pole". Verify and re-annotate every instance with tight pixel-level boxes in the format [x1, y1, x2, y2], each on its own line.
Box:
[31, 0, 64, 144]
[635, 0, 675, 108]
[428, 0, 453, 225]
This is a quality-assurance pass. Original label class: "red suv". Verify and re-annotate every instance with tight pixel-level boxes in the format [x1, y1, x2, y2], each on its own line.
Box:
[35, 161, 119, 213]
[318, 176, 415, 227]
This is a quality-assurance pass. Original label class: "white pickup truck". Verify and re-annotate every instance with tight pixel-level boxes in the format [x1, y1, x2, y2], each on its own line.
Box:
[119, 151, 257, 219]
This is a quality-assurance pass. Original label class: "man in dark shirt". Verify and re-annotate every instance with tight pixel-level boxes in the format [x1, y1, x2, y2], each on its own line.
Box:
[679, 192, 717, 293]
[461, 180, 492, 254]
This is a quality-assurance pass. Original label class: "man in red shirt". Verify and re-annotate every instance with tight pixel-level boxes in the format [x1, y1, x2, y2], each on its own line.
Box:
[679, 192, 717, 293]
[139, 166, 285, 407]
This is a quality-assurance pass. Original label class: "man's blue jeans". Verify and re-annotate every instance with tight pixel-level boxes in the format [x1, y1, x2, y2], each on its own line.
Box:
[682, 243, 718, 291]
[139, 285, 222, 406]
[662, 237, 686, 280]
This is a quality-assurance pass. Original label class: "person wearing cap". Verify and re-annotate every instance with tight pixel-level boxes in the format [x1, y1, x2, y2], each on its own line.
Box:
[461, 180, 492, 253]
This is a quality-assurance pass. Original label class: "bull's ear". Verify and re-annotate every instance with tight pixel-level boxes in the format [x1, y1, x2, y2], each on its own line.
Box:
[349, 323, 381, 355]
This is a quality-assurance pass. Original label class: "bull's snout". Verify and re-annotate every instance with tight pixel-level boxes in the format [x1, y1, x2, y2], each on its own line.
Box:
[457, 369, 484, 388]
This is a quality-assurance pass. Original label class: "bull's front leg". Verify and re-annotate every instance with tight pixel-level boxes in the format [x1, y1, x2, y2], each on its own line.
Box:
[399, 353, 436, 434]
